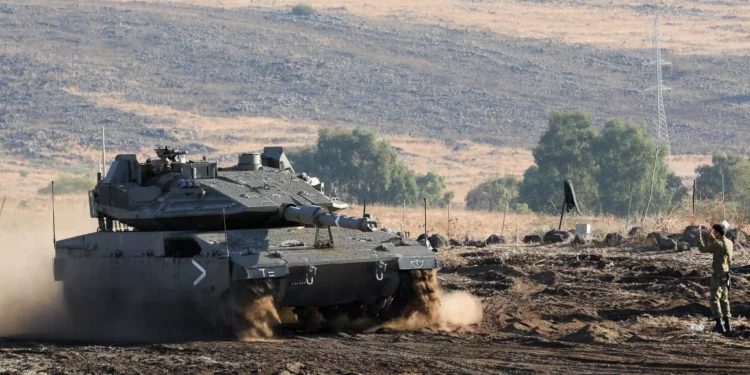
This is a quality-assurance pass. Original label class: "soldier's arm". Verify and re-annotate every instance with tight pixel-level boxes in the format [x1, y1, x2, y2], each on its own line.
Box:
[697, 229, 716, 253]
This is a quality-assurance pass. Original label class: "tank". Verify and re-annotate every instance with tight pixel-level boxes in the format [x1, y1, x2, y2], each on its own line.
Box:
[53, 146, 440, 338]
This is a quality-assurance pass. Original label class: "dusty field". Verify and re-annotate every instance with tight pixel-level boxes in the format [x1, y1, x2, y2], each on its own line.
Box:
[118, 0, 750, 55]
[2, 198, 750, 374]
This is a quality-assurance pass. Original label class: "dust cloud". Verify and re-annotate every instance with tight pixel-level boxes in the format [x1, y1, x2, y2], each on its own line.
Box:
[0, 197, 91, 338]
[232, 294, 281, 340]
[376, 269, 484, 332]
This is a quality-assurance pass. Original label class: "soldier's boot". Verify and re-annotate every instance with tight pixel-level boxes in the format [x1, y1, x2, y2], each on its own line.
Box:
[714, 319, 726, 334]
[723, 317, 731, 333]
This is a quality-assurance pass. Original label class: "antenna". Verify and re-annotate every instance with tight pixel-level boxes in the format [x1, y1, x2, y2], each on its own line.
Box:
[101, 126, 107, 175]
[51, 181, 57, 245]
[363, 196, 367, 218]
[423, 198, 428, 240]
[642, 15, 672, 156]
[223, 208, 229, 257]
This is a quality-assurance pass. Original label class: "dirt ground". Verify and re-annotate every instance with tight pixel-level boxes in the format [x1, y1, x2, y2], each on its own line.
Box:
[2, 228, 750, 374]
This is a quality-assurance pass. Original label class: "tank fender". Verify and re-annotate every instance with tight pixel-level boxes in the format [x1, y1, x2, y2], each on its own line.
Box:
[229, 252, 290, 281]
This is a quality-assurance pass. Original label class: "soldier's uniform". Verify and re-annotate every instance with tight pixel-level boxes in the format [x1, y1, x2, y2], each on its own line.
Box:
[698, 232, 733, 326]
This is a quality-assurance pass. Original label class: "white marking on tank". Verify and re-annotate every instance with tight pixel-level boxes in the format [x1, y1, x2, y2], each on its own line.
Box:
[335, 216, 340, 227]
[267, 270, 275, 277]
[411, 260, 424, 268]
[192, 259, 206, 286]
[259, 268, 266, 277]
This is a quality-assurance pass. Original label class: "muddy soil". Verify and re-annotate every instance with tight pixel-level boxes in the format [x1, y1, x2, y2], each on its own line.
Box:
[3, 243, 750, 374]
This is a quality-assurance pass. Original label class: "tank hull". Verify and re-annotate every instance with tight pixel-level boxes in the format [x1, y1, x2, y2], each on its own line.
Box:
[54, 227, 438, 309]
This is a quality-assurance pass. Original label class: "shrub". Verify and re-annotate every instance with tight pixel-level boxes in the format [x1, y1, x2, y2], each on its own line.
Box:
[291, 3, 315, 16]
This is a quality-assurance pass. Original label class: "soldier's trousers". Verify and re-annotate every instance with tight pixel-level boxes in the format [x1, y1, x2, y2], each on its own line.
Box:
[709, 274, 730, 320]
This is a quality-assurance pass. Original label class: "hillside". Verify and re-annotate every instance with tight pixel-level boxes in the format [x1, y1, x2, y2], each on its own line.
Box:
[1, 0, 749, 159]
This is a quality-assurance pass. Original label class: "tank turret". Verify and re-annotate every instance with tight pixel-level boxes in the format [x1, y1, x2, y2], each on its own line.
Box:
[90, 146, 348, 232]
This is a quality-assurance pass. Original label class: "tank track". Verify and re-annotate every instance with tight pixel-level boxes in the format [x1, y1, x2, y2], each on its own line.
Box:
[215, 269, 441, 339]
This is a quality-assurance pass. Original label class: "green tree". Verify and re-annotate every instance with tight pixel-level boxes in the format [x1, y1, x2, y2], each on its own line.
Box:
[663, 172, 689, 209]
[517, 165, 561, 214]
[695, 154, 746, 200]
[466, 176, 521, 212]
[416, 172, 452, 207]
[518, 110, 600, 213]
[286, 128, 452, 206]
[592, 120, 671, 216]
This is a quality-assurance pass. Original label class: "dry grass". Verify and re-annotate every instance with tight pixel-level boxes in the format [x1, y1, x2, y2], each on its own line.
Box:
[110, 0, 750, 55]
[345, 200, 744, 242]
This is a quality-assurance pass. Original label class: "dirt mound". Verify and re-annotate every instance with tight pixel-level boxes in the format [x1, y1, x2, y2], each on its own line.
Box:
[563, 324, 621, 343]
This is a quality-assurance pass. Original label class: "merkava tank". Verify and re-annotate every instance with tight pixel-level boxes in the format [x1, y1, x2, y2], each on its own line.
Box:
[53, 146, 440, 338]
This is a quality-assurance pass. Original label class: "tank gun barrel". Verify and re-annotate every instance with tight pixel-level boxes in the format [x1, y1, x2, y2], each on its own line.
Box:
[282, 205, 375, 232]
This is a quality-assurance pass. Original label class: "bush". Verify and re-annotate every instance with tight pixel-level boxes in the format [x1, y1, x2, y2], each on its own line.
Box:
[291, 3, 316, 16]
[18, 170, 29, 178]
[38, 175, 95, 195]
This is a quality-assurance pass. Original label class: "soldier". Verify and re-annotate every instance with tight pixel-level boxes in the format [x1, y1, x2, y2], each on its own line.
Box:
[698, 223, 733, 333]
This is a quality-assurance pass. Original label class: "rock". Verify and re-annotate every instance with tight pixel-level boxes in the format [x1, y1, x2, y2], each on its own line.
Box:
[486, 234, 505, 245]
[604, 233, 623, 247]
[523, 234, 543, 244]
[677, 241, 691, 251]
[656, 236, 677, 250]
[571, 234, 586, 246]
[449, 238, 461, 247]
[463, 239, 487, 247]
[628, 226, 644, 236]
[543, 230, 571, 244]
[646, 232, 666, 241]
[530, 271, 556, 285]
[727, 228, 738, 243]
[428, 234, 449, 249]
[681, 225, 700, 246]
[285, 362, 305, 374]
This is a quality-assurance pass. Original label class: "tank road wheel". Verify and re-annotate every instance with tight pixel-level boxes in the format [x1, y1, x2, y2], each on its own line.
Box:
[222, 279, 282, 340]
